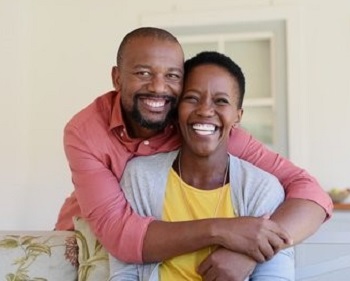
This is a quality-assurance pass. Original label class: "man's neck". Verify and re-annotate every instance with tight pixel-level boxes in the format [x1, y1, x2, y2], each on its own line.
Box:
[122, 115, 161, 139]
[129, 125, 160, 139]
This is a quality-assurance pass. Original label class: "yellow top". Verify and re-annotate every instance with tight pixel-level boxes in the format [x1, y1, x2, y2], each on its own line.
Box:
[159, 168, 235, 280]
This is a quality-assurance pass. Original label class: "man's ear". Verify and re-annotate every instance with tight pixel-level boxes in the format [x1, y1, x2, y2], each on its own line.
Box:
[111, 66, 121, 91]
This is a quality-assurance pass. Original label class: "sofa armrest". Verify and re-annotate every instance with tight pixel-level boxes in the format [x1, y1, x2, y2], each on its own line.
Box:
[0, 230, 78, 281]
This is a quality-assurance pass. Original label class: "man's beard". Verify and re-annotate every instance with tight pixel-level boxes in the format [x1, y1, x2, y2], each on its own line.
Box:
[131, 96, 178, 131]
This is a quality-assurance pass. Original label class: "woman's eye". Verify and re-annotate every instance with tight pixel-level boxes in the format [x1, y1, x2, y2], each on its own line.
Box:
[216, 98, 229, 105]
[182, 95, 198, 103]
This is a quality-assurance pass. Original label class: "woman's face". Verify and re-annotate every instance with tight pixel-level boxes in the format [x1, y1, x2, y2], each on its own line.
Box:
[178, 64, 243, 157]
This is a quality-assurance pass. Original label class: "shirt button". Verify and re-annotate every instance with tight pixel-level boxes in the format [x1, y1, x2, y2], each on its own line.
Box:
[143, 140, 150, 145]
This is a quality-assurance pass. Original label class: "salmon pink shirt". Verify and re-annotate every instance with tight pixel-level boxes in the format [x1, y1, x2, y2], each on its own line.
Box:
[55, 91, 333, 263]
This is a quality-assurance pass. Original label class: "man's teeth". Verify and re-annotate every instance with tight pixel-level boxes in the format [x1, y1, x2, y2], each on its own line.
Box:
[192, 124, 216, 135]
[144, 99, 166, 108]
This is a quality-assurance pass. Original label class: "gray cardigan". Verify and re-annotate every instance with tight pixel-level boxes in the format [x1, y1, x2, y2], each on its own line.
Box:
[109, 150, 294, 281]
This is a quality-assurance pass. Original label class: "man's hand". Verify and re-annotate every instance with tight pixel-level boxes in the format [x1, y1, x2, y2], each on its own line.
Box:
[198, 248, 256, 281]
[213, 216, 292, 262]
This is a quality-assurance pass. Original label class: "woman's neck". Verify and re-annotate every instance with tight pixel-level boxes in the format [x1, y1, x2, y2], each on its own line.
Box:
[175, 149, 229, 190]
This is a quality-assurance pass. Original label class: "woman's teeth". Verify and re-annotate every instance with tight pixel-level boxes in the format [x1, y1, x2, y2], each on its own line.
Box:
[192, 123, 216, 135]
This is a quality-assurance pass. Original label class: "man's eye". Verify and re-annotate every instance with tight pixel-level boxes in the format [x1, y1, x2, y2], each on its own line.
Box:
[136, 71, 151, 77]
[167, 73, 182, 81]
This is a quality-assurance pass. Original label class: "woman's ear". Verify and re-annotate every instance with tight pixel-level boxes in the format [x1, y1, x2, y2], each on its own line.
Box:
[111, 66, 121, 91]
[233, 108, 244, 128]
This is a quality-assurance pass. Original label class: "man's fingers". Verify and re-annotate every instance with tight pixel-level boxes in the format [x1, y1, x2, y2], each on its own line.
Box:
[249, 218, 291, 262]
[258, 242, 275, 261]
[249, 249, 267, 263]
[267, 232, 286, 253]
[261, 214, 271, 220]
[270, 222, 293, 246]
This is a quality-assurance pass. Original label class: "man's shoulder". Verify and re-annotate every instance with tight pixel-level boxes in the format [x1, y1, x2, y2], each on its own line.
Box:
[65, 91, 116, 130]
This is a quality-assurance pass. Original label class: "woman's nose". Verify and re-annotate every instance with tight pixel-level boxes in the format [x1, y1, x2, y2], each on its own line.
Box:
[196, 100, 215, 117]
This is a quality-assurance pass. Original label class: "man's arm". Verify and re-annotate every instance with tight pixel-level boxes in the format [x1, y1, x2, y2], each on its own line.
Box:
[148, 130, 330, 263]
[62, 123, 154, 263]
[202, 200, 326, 281]
[63, 122, 288, 264]
[228, 127, 333, 239]
[270, 198, 326, 245]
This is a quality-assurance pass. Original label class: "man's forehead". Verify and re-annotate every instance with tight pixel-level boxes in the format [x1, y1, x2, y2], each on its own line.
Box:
[126, 36, 180, 49]
[123, 38, 184, 66]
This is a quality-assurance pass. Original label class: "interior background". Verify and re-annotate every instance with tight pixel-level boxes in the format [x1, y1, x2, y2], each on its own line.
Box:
[1, 0, 349, 230]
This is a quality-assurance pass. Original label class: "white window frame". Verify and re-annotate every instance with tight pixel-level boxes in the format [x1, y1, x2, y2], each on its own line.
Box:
[140, 5, 307, 164]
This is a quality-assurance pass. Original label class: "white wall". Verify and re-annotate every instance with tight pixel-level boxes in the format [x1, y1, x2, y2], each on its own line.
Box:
[1, 0, 349, 230]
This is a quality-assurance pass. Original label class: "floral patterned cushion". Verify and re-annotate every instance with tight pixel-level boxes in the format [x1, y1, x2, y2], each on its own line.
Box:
[0, 231, 78, 281]
[73, 217, 109, 281]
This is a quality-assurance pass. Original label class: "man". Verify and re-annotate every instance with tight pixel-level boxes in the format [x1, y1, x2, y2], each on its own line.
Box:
[56, 27, 332, 279]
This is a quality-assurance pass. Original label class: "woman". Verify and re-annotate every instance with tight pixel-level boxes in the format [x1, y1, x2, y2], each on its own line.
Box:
[109, 51, 294, 280]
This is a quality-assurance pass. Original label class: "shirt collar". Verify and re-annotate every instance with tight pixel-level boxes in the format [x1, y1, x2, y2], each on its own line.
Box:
[109, 91, 124, 131]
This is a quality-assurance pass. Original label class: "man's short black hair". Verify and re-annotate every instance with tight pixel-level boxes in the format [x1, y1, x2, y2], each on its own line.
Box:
[117, 27, 180, 67]
[184, 51, 245, 108]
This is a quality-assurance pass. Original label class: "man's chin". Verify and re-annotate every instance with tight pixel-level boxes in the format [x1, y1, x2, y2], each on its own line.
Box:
[131, 106, 176, 131]
[139, 119, 167, 131]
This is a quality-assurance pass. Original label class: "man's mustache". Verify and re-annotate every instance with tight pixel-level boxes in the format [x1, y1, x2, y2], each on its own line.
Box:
[134, 93, 177, 103]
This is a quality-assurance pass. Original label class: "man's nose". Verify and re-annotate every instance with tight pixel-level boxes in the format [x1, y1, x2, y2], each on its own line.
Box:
[147, 75, 167, 93]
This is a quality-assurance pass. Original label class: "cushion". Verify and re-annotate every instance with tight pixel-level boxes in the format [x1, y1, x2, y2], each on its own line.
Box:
[73, 217, 109, 281]
[0, 231, 78, 281]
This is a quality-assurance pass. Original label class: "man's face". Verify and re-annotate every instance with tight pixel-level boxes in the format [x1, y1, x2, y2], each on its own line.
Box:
[112, 36, 184, 137]
[179, 64, 242, 157]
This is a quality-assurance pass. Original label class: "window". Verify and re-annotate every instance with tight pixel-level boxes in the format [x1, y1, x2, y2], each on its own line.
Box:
[168, 21, 288, 156]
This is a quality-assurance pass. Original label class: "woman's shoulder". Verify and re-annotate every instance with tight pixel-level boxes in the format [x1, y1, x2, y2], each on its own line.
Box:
[126, 150, 178, 171]
[228, 153, 280, 184]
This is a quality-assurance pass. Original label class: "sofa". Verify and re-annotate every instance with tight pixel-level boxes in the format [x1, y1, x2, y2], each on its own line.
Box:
[3, 217, 349, 281]
[0, 217, 109, 281]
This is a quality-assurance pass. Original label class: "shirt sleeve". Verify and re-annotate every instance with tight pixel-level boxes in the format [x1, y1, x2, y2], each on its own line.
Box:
[251, 247, 295, 280]
[227, 127, 333, 219]
[64, 123, 154, 263]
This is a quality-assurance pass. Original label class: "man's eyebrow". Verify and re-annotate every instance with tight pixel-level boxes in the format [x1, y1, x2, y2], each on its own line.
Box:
[132, 65, 183, 74]
[168, 67, 184, 73]
[133, 64, 151, 69]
